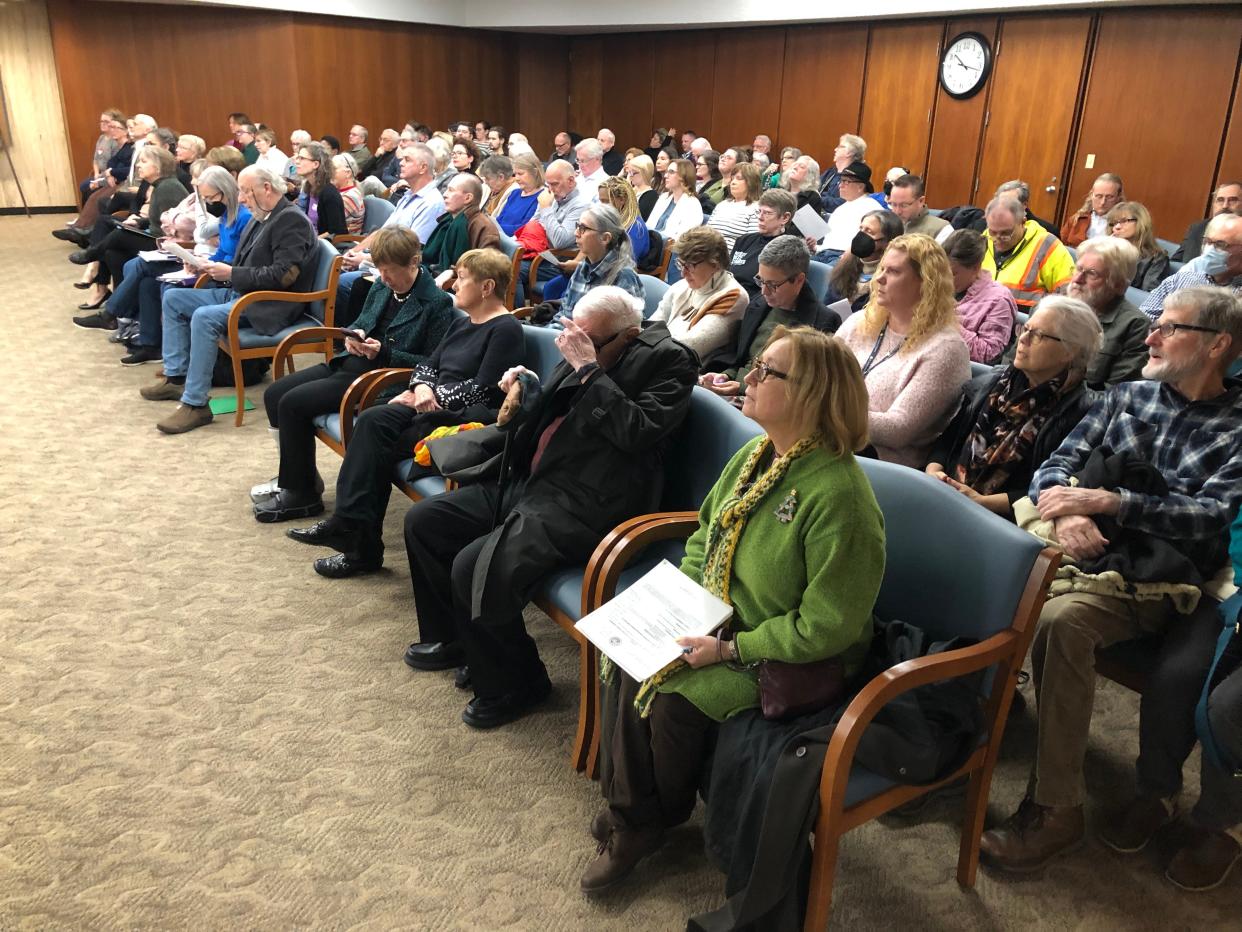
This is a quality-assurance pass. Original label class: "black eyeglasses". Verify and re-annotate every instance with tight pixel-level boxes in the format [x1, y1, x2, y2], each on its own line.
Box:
[748, 358, 789, 383]
[575, 223, 599, 235]
[753, 274, 795, 292]
[1149, 322, 1222, 339]
[1016, 324, 1063, 345]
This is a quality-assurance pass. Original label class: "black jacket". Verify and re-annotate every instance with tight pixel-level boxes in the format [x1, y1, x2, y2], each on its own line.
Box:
[229, 197, 321, 335]
[930, 367, 1095, 507]
[601, 149, 624, 177]
[1174, 217, 1208, 263]
[360, 147, 397, 182]
[700, 283, 840, 374]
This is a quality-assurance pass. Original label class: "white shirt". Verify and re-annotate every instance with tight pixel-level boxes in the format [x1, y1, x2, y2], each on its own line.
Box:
[576, 166, 608, 204]
[648, 192, 704, 241]
[822, 195, 880, 252]
[1088, 212, 1109, 239]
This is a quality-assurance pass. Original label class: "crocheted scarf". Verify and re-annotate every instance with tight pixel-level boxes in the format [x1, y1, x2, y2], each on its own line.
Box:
[666, 268, 745, 327]
[957, 366, 1064, 494]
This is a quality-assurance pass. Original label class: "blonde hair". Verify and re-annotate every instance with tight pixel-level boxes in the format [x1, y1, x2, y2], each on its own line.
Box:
[765, 325, 870, 456]
[858, 233, 958, 353]
[628, 154, 654, 187]
[456, 247, 512, 294]
[1106, 201, 1161, 259]
[599, 176, 639, 230]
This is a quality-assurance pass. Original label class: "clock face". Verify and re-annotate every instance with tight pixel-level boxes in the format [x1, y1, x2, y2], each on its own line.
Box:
[941, 33, 992, 99]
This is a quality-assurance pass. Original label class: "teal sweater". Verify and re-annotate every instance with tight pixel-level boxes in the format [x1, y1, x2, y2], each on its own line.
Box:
[659, 437, 886, 722]
[336, 271, 454, 370]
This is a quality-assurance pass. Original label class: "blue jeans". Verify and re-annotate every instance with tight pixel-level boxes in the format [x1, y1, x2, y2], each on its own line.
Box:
[162, 287, 246, 407]
[109, 255, 179, 345]
[337, 269, 364, 314]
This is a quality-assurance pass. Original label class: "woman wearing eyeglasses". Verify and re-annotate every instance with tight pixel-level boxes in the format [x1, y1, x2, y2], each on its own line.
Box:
[926, 295, 1102, 518]
[534, 205, 645, 328]
[648, 226, 748, 358]
[835, 233, 971, 468]
[294, 142, 348, 237]
[1106, 201, 1172, 292]
[647, 159, 704, 245]
[583, 324, 886, 892]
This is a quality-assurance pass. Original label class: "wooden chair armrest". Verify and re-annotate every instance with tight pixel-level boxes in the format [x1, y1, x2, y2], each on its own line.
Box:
[193, 273, 211, 288]
[221, 283, 335, 350]
[584, 511, 699, 614]
[358, 368, 414, 409]
[528, 247, 578, 291]
[273, 326, 346, 379]
[338, 370, 392, 446]
[333, 233, 364, 246]
[513, 305, 535, 320]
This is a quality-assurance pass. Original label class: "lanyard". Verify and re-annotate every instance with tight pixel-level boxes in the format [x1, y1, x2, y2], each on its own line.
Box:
[861, 322, 904, 376]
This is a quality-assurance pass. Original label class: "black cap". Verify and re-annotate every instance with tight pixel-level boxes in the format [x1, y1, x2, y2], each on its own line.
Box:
[840, 161, 873, 193]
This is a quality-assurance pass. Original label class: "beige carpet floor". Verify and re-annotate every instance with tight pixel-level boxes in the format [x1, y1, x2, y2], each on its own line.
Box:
[1, 214, 1233, 930]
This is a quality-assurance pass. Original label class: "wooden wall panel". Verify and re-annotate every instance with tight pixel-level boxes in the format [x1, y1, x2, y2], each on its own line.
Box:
[567, 36, 605, 141]
[974, 14, 1092, 223]
[709, 28, 786, 153]
[1218, 63, 1242, 200]
[0, 0, 75, 207]
[777, 24, 868, 166]
[859, 20, 943, 177]
[599, 34, 656, 156]
[1066, 8, 1242, 240]
[923, 17, 998, 207]
[648, 32, 717, 146]
[516, 36, 569, 158]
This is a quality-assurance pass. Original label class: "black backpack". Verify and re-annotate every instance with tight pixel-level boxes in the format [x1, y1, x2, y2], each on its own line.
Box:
[211, 354, 271, 387]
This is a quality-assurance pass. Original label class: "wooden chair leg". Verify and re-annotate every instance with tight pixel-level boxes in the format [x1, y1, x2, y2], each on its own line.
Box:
[802, 821, 841, 931]
[571, 640, 598, 772]
[231, 352, 246, 426]
[586, 676, 602, 780]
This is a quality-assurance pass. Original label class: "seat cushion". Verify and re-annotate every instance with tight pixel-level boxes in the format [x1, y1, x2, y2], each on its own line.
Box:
[313, 413, 341, 443]
[844, 763, 899, 808]
[233, 316, 321, 350]
[539, 565, 587, 621]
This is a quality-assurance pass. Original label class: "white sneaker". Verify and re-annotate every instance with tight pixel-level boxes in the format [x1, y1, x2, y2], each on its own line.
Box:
[250, 477, 279, 502]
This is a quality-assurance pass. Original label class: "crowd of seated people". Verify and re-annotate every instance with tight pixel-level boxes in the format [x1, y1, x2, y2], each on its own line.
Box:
[51, 107, 1242, 906]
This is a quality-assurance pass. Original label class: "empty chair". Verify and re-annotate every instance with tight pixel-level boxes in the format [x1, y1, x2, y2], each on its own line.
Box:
[638, 274, 670, 319]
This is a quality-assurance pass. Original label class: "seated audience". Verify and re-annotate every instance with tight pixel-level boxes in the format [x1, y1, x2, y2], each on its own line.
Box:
[174, 135, 206, 186]
[584, 323, 884, 891]
[701, 235, 840, 400]
[814, 162, 877, 259]
[225, 112, 249, 150]
[1174, 181, 1241, 262]
[680, 130, 698, 159]
[729, 189, 797, 301]
[887, 174, 950, 242]
[359, 128, 400, 183]
[519, 159, 587, 302]
[982, 196, 1076, 309]
[944, 229, 1018, 364]
[927, 295, 1101, 518]
[782, 155, 822, 217]
[427, 137, 458, 194]
[494, 153, 543, 236]
[333, 154, 365, 236]
[284, 129, 312, 184]
[695, 150, 724, 206]
[319, 134, 341, 157]
[836, 233, 971, 467]
[708, 162, 761, 251]
[206, 144, 246, 177]
[252, 128, 288, 177]
[451, 137, 481, 176]
[818, 134, 867, 213]
[400, 287, 698, 728]
[422, 173, 501, 282]
[575, 138, 608, 202]
[294, 141, 347, 237]
[541, 204, 644, 326]
[1106, 201, 1171, 291]
[72, 109, 126, 208]
[767, 147, 799, 189]
[828, 209, 903, 312]
[717, 147, 747, 187]
[648, 226, 748, 358]
[624, 155, 658, 220]
[980, 286, 1242, 875]
[970, 180, 1059, 237]
[649, 159, 704, 243]
[751, 134, 771, 158]
[286, 247, 523, 577]
[479, 155, 517, 218]
[597, 128, 624, 176]
[688, 137, 712, 161]
[644, 128, 672, 162]
[346, 125, 371, 167]
[68, 113, 156, 235]
[1140, 214, 1242, 319]
[549, 131, 576, 167]
[236, 124, 260, 165]
[486, 126, 506, 156]
[1065, 236, 1150, 387]
[141, 164, 320, 435]
[1060, 172, 1124, 248]
[253, 227, 455, 520]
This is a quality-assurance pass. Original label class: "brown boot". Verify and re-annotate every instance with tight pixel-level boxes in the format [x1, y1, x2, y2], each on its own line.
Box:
[590, 810, 613, 843]
[1099, 795, 1177, 854]
[979, 797, 1084, 874]
[579, 824, 664, 893]
[1165, 828, 1242, 891]
[140, 377, 183, 402]
[157, 403, 213, 435]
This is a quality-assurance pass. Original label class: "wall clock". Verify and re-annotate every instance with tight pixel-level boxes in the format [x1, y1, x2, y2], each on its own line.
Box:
[940, 32, 993, 100]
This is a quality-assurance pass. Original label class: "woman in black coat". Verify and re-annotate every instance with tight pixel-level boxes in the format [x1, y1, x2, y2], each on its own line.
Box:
[926, 295, 1102, 519]
[294, 140, 348, 236]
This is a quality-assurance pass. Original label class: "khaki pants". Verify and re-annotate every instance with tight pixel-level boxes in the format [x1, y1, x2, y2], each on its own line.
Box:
[1030, 592, 1177, 808]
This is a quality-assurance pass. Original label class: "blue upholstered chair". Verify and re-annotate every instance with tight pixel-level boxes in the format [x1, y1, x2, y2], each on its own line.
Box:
[331, 195, 395, 247]
[805, 259, 832, 304]
[970, 361, 994, 379]
[638, 274, 670, 319]
[1125, 285, 1149, 307]
[1156, 237, 1179, 259]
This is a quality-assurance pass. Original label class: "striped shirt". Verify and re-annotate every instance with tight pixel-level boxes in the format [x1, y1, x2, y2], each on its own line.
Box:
[1138, 261, 1242, 320]
[707, 200, 759, 251]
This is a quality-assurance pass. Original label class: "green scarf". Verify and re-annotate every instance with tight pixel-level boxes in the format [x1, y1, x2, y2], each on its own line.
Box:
[422, 210, 470, 275]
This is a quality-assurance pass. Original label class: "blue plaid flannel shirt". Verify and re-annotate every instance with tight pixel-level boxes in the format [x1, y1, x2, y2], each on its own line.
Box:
[1030, 380, 1242, 573]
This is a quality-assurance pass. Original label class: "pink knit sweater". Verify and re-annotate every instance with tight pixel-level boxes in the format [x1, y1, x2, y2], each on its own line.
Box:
[837, 314, 971, 468]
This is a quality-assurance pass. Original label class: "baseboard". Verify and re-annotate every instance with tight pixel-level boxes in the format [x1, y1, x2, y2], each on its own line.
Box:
[0, 206, 77, 216]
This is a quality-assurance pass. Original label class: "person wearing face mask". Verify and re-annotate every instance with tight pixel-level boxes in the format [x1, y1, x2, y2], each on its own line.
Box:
[1140, 214, 1242, 321]
[828, 210, 903, 312]
[1173, 182, 1241, 263]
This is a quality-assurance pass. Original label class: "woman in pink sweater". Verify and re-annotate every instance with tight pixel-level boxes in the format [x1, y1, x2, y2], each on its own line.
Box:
[944, 229, 1018, 363]
[837, 233, 971, 468]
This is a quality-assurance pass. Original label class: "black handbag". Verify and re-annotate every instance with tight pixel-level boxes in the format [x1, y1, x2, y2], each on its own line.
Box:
[757, 657, 847, 721]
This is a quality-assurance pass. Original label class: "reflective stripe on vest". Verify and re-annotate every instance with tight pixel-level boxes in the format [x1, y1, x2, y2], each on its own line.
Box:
[1010, 232, 1059, 307]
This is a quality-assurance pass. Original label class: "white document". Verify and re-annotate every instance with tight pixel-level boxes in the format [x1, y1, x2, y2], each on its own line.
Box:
[575, 560, 733, 682]
[138, 249, 171, 263]
[792, 204, 830, 242]
[160, 240, 205, 268]
[536, 249, 564, 267]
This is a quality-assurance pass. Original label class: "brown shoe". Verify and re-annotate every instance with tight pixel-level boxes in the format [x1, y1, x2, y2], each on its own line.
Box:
[157, 403, 213, 435]
[140, 377, 183, 402]
[1099, 795, 1177, 854]
[1166, 828, 1242, 891]
[580, 824, 664, 893]
[979, 798, 1084, 874]
[590, 810, 613, 843]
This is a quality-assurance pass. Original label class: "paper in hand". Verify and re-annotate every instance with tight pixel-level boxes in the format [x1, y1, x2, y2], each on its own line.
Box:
[160, 240, 205, 268]
[792, 205, 830, 242]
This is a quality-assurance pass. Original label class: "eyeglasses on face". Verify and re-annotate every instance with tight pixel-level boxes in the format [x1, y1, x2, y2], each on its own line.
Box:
[1110, 217, 1137, 226]
[753, 274, 795, 292]
[1073, 266, 1106, 282]
[748, 357, 789, 383]
[1203, 237, 1241, 252]
[675, 259, 705, 273]
[575, 223, 600, 235]
[1016, 324, 1063, 345]
[1148, 321, 1221, 339]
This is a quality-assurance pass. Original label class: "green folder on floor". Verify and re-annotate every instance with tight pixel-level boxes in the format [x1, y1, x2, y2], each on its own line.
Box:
[207, 397, 255, 415]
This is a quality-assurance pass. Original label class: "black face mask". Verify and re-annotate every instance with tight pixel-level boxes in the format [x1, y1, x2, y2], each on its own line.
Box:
[851, 230, 877, 259]
[205, 201, 226, 218]
[883, 180, 894, 197]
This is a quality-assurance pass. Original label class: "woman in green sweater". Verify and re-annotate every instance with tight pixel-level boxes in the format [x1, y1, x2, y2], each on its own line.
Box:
[582, 325, 887, 892]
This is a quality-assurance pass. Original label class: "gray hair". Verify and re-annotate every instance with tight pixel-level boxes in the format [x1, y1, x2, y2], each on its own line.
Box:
[131, 113, 157, 133]
[425, 136, 450, 171]
[581, 203, 634, 268]
[289, 129, 312, 147]
[178, 134, 206, 158]
[351, 124, 369, 141]
[785, 155, 820, 194]
[597, 128, 615, 145]
[479, 154, 514, 181]
[332, 152, 358, 180]
[1206, 212, 1242, 240]
[1166, 286, 1242, 360]
[1076, 235, 1138, 293]
[197, 165, 241, 224]
[839, 134, 867, 160]
[753, 153, 771, 172]
[995, 179, 1030, 205]
[1034, 295, 1102, 376]
[985, 196, 1025, 226]
[758, 234, 811, 277]
[403, 142, 435, 173]
[576, 138, 603, 162]
[239, 163, 286, 193]
[574, 285, 643, 333]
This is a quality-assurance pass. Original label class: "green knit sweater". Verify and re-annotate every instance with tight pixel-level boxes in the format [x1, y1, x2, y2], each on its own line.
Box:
[658, 436, 886, 722]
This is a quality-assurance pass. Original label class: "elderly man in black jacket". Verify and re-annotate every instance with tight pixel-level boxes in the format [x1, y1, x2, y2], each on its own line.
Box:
[140, 164, 320, 434]
[402, 286, 699, 729]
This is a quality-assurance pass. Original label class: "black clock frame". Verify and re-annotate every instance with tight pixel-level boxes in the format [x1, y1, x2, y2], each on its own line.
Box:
[939, 31, 993, 100]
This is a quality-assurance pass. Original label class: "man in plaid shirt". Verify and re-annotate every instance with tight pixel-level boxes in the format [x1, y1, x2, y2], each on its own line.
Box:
[983, 286, 1242, 881]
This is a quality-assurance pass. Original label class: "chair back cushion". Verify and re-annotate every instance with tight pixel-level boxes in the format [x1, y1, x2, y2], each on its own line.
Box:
[639, 274, 670, 320]
[857, 459, 1044, 642]
[522, 324, 563, 381]
[362, 195, 395, 234]
[660, 387, 763, 512]
[805, 260, 832, 304]
[307, 238, 341, 322]
[1125, 285, 1149, 307]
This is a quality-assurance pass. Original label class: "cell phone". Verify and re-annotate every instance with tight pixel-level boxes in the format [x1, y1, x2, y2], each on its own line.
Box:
[337, 329, 368, 341]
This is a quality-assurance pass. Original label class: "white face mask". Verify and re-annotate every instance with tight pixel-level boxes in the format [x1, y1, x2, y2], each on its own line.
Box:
[1197, 245, 1231, 278]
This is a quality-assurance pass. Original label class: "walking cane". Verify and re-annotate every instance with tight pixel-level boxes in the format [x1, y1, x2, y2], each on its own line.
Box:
[491, 371, 541, 528]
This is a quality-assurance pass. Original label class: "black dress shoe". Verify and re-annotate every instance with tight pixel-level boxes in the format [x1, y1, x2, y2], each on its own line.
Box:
[286, 517, 358, 551]
[403, 641, 465, 671]
[313, 552, 382, 579]
[254, 489, 325, 524]
[73, 310, 116, 330]
[462, 679, 552, 730]
[454, 665, 471, 690]
[54, 227, 90, 247]
[68, 249, 95, 265]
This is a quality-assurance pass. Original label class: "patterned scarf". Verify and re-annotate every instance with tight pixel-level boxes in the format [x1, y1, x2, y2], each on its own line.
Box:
[956, 367, 1064, 494]
[630, 433, 822, 716]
